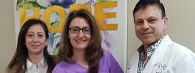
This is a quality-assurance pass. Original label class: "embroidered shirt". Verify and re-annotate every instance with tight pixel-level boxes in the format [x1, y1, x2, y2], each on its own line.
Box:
[137, 34, 167, 73]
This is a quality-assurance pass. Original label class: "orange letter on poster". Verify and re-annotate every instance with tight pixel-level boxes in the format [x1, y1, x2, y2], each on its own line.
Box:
[43, 5, 66, 33]
[20, 7, 40, 27]
[70, 4, 92, 13]
[95, 1, 117, 30]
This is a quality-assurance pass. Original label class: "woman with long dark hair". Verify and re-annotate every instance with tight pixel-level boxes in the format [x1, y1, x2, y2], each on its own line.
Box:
[53, 9, 123, 73]
[6, 19, 56, 73]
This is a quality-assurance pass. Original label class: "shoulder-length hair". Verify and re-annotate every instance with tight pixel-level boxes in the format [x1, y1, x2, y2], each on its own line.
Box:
[6, 19, 55, 73]
[58, 9, 103, 73]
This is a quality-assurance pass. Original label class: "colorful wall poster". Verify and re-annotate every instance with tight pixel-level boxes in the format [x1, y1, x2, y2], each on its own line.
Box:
[14, 0, 127, 70]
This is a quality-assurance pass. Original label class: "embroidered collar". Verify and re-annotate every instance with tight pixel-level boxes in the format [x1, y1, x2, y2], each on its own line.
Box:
[137, 34, 167, 55]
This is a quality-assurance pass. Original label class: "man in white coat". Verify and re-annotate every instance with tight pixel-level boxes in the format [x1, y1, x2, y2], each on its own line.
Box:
[126, 0, 195, 73]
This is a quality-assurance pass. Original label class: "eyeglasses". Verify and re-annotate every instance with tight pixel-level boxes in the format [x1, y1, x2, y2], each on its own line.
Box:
[69, 27, 91, 34]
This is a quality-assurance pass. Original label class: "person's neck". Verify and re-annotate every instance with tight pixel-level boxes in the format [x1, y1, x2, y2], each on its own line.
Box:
[71, 49, 88, 68]
[28, 52, 43, 66]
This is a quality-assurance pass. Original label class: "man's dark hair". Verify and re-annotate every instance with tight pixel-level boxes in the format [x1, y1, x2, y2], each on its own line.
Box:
[133, 0, 166, 19]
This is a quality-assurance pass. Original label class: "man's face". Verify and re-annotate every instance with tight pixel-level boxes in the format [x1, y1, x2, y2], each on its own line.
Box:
[134, 5, 168, 47]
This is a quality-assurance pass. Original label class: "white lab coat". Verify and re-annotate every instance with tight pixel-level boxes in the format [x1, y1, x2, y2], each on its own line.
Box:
[126, 35, 195, 73]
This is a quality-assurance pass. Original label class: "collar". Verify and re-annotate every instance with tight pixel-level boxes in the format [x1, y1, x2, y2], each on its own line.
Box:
[137, 34, 167, 53]
[26, 57, 46, 69]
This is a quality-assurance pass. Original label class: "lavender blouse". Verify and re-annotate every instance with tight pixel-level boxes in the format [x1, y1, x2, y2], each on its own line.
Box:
[52, 50, 123, 73]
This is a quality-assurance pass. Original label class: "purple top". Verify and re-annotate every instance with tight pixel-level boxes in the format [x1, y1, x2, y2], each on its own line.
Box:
[52, 50, 123, 73]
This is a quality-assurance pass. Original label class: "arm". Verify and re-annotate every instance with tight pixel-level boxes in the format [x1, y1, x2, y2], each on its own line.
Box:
[173, 52, 195, 73]
[106, 51, 124, 73]
[52, 62, 67, 73]
[52, 68, 67, 73]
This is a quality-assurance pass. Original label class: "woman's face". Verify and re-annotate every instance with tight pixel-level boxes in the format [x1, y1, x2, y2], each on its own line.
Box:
[25, 24, 48, 54]
[68, 17, 91, 50]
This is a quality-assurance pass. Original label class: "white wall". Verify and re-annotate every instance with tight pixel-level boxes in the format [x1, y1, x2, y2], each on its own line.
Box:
[0, 0, 15, 72]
